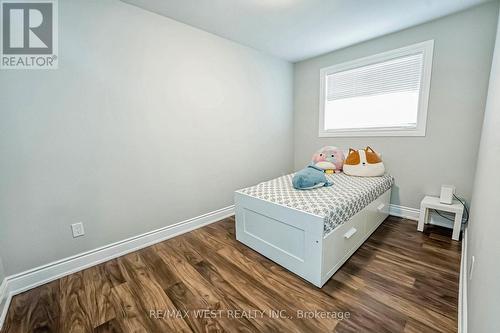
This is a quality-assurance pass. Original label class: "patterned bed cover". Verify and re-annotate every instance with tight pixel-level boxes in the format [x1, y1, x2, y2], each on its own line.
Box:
[237, 173, 394, 235]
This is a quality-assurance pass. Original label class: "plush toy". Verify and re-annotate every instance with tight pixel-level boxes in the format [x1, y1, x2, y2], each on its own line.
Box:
[343, 147, 385, 177]
[312, 146, 345, 174]
[292, 165, 333, 190]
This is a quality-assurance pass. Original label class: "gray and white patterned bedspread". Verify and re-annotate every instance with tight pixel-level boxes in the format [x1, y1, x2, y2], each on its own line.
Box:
[237, 173, 394, 235]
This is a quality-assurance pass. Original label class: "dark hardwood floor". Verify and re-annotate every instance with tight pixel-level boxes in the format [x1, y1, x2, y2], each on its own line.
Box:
[1, 216, 461, 333]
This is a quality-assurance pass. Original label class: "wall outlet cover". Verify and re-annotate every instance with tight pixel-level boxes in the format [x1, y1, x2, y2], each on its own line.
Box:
[71, 222, 85, 238]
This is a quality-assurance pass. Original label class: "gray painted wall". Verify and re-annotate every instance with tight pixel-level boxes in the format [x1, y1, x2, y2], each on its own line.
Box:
[467, 6, 500, 332]
[0, 0, 293, 275]
[293, 2, 498, 209]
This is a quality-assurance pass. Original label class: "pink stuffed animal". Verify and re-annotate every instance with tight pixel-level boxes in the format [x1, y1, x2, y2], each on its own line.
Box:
[312, 146, 345, 173]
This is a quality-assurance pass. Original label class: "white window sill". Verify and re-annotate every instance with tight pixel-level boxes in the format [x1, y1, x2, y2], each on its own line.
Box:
[318, 127, 426, 137]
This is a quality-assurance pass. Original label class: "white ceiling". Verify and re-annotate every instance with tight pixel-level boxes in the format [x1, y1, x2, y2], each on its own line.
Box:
[122, 0, 492, 62]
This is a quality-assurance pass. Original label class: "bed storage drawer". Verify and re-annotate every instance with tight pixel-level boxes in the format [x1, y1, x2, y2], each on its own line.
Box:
[322, 209, 367, 276]
[365, 190, 391, 234]
[321, 190, 391, 281]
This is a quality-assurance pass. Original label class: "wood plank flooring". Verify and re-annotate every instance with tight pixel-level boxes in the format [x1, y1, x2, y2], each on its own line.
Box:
[1, 216, 461, 333]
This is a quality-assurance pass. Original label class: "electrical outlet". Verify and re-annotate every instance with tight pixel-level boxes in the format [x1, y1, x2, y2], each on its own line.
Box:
[71, 222, 85, 238]
[469, 255, 475, 280]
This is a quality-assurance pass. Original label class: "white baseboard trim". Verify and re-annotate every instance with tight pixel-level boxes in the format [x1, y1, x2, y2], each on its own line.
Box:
[459, 226, 468, 333]
[0, 205, 235, 329]
[389, 204, 420, 221]
[0, 279, 6, 304]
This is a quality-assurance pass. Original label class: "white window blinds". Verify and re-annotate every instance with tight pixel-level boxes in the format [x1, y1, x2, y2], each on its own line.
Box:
[318, 40, 434, 137]
[326, 53, 424, 102]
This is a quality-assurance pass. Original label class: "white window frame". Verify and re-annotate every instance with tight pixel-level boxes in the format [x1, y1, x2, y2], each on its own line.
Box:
[318, 40, 434, 137]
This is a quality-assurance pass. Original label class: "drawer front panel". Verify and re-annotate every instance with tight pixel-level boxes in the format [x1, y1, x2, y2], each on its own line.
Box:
[322, 210, 366, 275]
[365, 190, 391, 233]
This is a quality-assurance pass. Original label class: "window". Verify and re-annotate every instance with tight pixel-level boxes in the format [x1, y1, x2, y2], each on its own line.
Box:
[319, 40, 434, 137]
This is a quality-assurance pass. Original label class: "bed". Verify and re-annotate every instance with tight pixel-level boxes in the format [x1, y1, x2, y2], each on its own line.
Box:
[234, 172, 394, 287]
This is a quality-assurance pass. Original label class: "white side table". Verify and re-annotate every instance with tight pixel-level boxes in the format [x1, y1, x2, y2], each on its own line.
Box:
[417, 196, 464, 241]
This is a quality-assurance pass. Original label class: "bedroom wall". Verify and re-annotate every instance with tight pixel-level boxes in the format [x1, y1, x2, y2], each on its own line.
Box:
[293, 2, 499, 209]
[0, 0, 293, 275]
[467, 4, 500, 332]
[0, 256, 4, 284]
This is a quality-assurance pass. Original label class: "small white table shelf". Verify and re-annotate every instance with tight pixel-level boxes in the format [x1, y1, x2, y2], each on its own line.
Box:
[417, 196, 464, 241]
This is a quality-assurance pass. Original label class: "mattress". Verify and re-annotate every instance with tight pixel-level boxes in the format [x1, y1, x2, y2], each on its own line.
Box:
[237, 173, 394, 235]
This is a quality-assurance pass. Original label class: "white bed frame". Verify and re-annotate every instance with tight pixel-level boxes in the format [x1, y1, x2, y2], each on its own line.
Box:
[235, 189, 391, 287]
